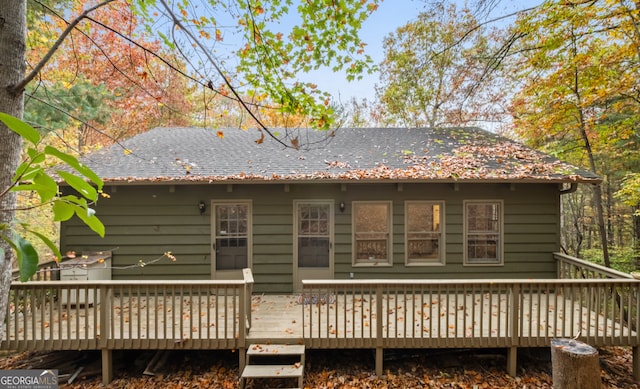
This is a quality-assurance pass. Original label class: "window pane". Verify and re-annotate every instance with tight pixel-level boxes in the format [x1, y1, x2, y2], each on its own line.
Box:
[355, 239, 388, 260]
[407, 203, 440, 232]
[355, 204, 389, 233]
[298, 237, 330, 267]
[408, 238, 439, 259]
[467, 235, 499, 262]
[299, 204, 330, 236]
[467, 203, 499, 233]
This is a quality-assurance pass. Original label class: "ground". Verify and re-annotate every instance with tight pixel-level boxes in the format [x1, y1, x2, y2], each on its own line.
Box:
[0, 347, 637, 388]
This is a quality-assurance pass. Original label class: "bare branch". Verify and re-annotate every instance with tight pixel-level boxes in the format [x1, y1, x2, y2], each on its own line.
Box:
[157, 0, 290, 148]
[430, 5, 539, 61]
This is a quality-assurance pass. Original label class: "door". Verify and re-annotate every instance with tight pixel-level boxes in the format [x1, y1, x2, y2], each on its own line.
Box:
[212, 201, 251, 280]
[294, 200, 333, 292]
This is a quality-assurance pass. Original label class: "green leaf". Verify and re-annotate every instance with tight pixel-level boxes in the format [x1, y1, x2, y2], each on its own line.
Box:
[16, 235, 39, 282]
[45, 146, 103, 189]
[75, 207, 106, 237]
[26, 148, 46, 163]
[28, 230, 62, 262]
[32, 172, 59, 203]
[57, 170, 98, 202]
[0, 112, 41, 144]
[12, 161, 41, 183]
[11, 171, 59, 203]
[52, 200, 75, 221]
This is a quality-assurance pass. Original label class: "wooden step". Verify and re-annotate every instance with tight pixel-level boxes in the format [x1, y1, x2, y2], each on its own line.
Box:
[241, 344, 306, 389]
[241, 364, 304, 379]
[247, 344, 305, 357]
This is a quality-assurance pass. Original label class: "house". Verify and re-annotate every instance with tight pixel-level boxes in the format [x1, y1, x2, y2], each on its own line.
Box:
[60, 126, 600, 294]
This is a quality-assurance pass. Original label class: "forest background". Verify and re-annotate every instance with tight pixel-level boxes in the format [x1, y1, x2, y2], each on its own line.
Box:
[1, 0, 639, 281]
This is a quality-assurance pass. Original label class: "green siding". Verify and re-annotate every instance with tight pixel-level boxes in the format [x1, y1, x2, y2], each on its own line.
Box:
[60, 182, 561, 293]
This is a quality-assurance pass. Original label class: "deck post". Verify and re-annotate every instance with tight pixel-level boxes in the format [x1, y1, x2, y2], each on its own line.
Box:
[101, 348, 113, 385]
[633, 346, 639, 381]
[99, 283, 113, 384]
[507, 283, 520, 377]
[375, 285, 384, 377]
[239, 347, 247, 373]
[507, 347, 517, 377]
[375, 348, 383, 377]
[239, 269, 253, 373]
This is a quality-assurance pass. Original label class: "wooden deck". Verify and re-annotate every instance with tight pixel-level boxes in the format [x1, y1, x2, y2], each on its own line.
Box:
[2, 253, 639, 384]
[5, 291, 635, 345]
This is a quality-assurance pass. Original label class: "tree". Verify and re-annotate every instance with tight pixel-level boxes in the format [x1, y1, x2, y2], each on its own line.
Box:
[25, 0, 193, 147]
[509, 0, 640, 268]
[0, 0, 380, 339]
[376, 3, 507, 128]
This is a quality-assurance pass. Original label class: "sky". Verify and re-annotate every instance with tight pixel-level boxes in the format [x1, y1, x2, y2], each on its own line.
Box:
[305, 0, 542, 103]
[310, 0, 427, 103]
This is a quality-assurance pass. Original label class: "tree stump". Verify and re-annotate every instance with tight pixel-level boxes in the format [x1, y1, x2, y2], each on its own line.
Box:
[551, 338, 601, 389]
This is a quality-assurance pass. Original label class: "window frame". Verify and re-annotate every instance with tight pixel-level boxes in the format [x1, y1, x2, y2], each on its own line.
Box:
[463, 200, 504, 266]
[404, 200, 445, 266]
[352, 201, 393, 267]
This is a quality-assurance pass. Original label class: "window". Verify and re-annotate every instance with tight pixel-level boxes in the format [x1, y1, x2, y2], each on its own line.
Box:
[464, 201, 503, 265]
[353, 201, 392, 266]
[405, 201, 444, 265]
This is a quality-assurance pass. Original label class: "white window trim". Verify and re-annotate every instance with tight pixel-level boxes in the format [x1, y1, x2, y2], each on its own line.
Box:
[352, 201, 393, 267]
[404, 200, 445, 267]
[463, 200, 504, 266]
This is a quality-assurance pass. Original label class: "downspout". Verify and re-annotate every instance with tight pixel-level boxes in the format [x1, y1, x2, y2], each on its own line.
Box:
[558, 183, 578, 256]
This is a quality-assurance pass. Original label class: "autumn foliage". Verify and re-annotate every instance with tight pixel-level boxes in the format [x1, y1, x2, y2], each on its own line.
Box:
[26, 0, 192, 151]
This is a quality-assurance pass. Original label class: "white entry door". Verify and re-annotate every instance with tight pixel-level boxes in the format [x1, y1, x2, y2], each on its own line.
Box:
[294, 200, 334, 292]
[212, 201, 251, 280]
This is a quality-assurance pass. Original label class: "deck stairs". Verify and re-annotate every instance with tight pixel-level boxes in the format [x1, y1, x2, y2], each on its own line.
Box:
[240, 344, 305, 389]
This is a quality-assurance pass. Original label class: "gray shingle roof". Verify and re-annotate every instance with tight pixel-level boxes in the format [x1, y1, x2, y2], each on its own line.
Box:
[80, 127, 600, 184]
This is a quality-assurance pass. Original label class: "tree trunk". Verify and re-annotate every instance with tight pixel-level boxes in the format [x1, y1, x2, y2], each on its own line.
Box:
[551, 338, 601, 389]
[634, 206, 640, 269]
[0, 0, 27, 339]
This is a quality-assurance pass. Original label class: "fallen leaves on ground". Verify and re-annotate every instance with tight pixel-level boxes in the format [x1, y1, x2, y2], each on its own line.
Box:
[0, 347, 637, 388]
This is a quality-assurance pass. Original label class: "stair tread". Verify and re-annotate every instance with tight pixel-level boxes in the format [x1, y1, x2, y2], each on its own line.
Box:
[246, 344, 305, 356]
[241, 364, 303, 379]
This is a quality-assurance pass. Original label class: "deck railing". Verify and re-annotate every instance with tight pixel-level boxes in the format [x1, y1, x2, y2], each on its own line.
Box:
[2, 272, 254, 352]
[301, 279, 639, 350]
[555, 252, 634, 280]
[11, 259, 61, 282]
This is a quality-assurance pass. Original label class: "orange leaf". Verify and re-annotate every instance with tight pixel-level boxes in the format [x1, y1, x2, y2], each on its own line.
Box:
[217, 131, 224, 139]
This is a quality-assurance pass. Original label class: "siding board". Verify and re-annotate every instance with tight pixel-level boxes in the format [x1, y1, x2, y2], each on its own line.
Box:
[60, 182, 562, 293]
